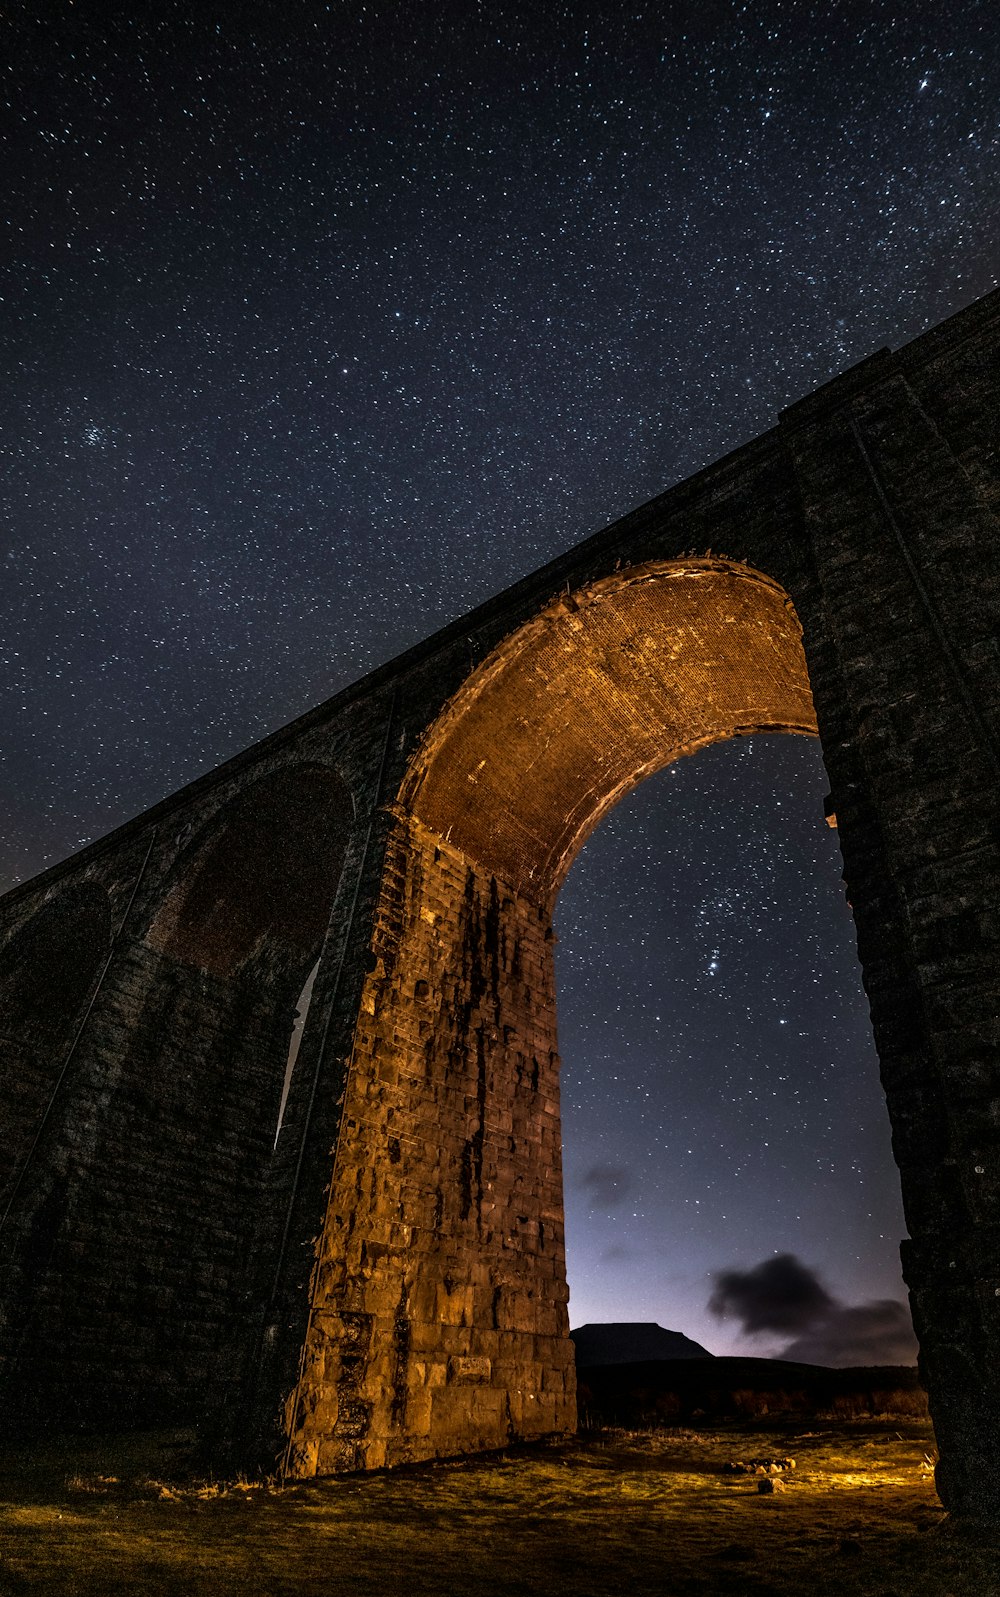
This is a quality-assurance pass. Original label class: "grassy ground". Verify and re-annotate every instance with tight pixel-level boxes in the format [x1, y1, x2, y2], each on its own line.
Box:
[0, 1419, 996, 1596]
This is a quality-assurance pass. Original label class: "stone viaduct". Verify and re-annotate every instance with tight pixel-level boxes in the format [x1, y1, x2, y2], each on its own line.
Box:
[1, 289, 999, 1516]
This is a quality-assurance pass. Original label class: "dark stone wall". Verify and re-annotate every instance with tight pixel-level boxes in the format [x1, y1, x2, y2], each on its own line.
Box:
[0, 287, 997, 1513]
[0, 755, 367, 1434]
[0, 883, 112, 1216]
[776, 323, 1000, 1516]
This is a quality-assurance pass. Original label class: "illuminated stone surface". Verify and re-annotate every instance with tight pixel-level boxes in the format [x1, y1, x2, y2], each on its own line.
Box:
[405, 559, 815, 902]
[0, 289, 998, 1514]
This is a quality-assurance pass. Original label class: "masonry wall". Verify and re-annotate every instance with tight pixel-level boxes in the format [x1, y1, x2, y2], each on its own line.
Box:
[0, 755, 363, 1433]
[3, 940, 300, 1426]
[775, 353, 1000, 1515]
[283, 816, 574, 1474]
[0, 884, 112, 1219]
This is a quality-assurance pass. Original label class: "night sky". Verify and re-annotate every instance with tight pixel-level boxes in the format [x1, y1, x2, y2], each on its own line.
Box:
[5, 1, 999, 1362]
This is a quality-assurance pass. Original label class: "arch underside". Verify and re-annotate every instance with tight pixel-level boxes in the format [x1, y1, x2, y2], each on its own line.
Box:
[406, 560, 817, 902]
[287, 559, 822, 1475]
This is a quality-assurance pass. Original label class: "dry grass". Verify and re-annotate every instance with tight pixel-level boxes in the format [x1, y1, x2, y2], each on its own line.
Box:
[0, 1419, 996, 1595]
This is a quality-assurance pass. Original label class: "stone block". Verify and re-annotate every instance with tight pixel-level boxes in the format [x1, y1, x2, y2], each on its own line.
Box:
[448, 1354, 491, 1384]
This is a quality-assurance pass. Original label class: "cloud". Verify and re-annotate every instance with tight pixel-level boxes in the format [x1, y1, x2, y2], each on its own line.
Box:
[579, 1164, 631, 1206]
[781, 1299, 918, 1367]
[708, 1253, 835, 1335]
[708, 1252, 918, 1367]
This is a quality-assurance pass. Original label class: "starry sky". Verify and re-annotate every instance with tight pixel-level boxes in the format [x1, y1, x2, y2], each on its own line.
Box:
[4, 0, 999, 1361]
[556, 737, 917, 1361]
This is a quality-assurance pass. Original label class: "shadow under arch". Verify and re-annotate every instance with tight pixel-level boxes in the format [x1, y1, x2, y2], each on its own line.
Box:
[282, 558, 827, 1478]
[147, 761, 355, 979]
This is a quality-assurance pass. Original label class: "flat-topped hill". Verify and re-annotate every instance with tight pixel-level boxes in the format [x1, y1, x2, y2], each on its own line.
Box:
[570, 1321, 713, 1365]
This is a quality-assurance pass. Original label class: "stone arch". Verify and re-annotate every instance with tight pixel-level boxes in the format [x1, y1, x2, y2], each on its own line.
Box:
[147, 762, 354, 981]
[0, 881, 112, 1043]
[283, 558, 822, 1476]
[0, 762, 356, 1432]
[0, 882, 112, 1212]
[402, 558, 816, 903]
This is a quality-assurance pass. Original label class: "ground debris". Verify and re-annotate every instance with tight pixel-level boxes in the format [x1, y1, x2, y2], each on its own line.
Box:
[722, 1457, 796, 1476]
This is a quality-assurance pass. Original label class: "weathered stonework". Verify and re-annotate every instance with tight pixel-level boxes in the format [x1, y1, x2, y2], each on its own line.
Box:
[283, 817, 573, 1475]
[1, 289, 999, 1516]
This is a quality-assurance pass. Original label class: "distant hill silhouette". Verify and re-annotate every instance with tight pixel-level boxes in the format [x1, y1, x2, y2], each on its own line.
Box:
[570, 1322, 713, 1366]
[575, 1356, 927, 1427]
